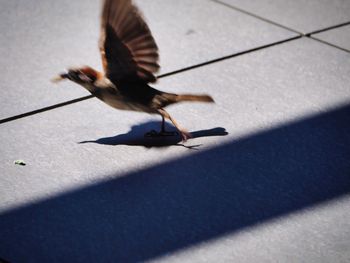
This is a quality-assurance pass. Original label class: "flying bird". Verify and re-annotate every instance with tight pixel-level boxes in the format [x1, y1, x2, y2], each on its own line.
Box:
[52, 0, 214, 141]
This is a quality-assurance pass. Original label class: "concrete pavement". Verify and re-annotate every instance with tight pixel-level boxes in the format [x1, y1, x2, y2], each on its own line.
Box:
[0, 0, 350, 262]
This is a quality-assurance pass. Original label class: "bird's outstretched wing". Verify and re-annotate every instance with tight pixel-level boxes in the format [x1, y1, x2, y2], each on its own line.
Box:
[100, 0, 160, 83]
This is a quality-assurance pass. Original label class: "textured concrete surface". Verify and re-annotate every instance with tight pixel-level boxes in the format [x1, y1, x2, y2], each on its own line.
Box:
[0, 0, 295, 120]
[1, 1, 350, 263]
[313, 25, 350, 52]
[219, 0, 350, 34]
[1, 106, 349, 262]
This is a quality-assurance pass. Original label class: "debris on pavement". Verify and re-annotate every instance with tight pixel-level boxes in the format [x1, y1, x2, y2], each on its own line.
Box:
[14, 160, 26, 166]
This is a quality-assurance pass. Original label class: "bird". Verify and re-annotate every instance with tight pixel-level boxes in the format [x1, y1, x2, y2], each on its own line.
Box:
[52, 0, 214, 141]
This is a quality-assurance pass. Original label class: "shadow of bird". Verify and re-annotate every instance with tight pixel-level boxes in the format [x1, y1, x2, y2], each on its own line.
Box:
[79, 121, 228, 149]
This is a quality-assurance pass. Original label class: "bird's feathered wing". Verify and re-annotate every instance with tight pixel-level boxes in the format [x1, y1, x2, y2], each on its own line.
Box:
[99, 0, 160, 83]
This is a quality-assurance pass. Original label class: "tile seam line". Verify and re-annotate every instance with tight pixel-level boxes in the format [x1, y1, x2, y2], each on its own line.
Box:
[305, 21, 350, 36]
[210, 0, 350, 53]
[159, 35, 301, 78]
[211, 0, 350, 38]
[0, 96, 94, 124]
[308, 36, 350, 53]
[211, 0, 350, 55]
[210, 0, 302, 35]
[0, 35, 302, 125]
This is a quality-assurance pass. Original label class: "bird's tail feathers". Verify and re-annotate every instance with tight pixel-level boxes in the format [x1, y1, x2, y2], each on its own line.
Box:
[176, 94, 215, 103]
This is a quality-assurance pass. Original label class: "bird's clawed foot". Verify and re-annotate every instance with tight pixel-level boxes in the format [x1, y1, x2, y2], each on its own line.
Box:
[180, 130, 192, 142]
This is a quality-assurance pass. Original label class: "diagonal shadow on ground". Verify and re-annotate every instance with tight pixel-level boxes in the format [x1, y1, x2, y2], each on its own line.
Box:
[0, 104, 350, 263]
[79, 121, 228, 148]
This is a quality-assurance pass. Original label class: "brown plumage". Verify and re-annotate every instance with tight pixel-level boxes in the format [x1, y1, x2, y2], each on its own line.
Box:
[52, 0, 214, 141]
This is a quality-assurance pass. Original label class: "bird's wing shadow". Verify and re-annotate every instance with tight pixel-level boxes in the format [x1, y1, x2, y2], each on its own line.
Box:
[79, 121, 228, 149]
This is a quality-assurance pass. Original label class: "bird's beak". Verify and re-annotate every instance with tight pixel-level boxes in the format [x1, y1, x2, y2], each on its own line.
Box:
[51, 72, 69, 83]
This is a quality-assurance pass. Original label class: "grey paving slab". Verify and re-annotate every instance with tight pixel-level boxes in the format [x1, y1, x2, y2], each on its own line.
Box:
[0, 0, 101, 120]
[135, 0, 297, 75]
[219, 0, 350, 34]
[0, 38, 350, 262]
[313, 25, 350, 52]
[0, 0, 296, 120]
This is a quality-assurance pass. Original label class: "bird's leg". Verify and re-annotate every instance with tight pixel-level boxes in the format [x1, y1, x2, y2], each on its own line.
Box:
[161, 115, 166, 133]
[156, 114, 178, 137]
[144, 113, 177, 138]
[158, 108, 192, 141]
[159, 115, 173, 133]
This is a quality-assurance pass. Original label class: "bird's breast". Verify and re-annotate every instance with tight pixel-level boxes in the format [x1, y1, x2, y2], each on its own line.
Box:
[94, 88, 154, 113]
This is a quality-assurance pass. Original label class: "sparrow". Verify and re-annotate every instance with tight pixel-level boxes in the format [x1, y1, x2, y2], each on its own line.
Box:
[52, 0, 214, 141]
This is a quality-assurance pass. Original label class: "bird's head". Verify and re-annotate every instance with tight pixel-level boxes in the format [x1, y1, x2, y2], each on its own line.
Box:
[52, 66, 101, 86]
